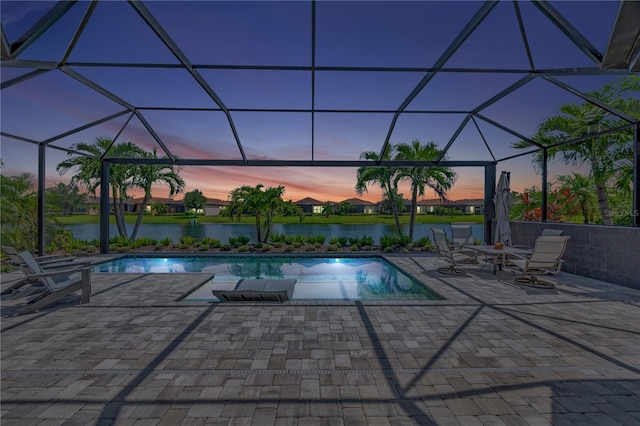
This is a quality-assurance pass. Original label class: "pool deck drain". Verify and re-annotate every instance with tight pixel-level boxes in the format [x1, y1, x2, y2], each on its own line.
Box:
[2, 254, 640, 425]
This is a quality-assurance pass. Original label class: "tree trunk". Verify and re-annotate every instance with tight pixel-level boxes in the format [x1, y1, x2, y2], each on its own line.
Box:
[129, 193, 150, 241]
[388, 190, 403, 236]
[112, 187, 125, 237]
[409, 188, 418, 240]
[595, 182, 613, 225]
[255, 213, 262, 242]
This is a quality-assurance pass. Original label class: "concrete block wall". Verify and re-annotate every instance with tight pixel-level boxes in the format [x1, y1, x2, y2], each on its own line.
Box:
[507, 221, 640, 290]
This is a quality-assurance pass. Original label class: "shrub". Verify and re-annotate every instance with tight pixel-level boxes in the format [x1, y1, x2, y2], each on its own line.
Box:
[201, 237, 221, 247]
[284, 245, 295, 252]
[305, 245, 315, 251]
[237, 235, 250, 245]
[261, 244, 272, 252]
[220, 244, 232, 251]
[269, 233, 286, 244]
[350, 244, 359, 251]
[379, 234, 398, 249]
[314, 242, 322, 249]
[180, 236, 196, 246]
[336, 236, 348, 247]
[308, 234, 326, 245]
[416, 236, 432, 248]
[327, 244, 339, 251]
[329, 237, 339, 245]
[199, 244, 210, 251]
[273, 242, 284, 248]
[159, 237, 172, 246]
[238, 245, 250, 252]
[359, 235, 374, 246]
[348, 236, 359, 246]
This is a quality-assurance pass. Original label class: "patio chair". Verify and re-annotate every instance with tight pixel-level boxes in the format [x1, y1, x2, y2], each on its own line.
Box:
[431, 228, 477, 275]
[13, 250, 92, 315]
[1, 246, 81, 296]
[511, 229, 564, 252]
[450, 223, 474, 248]
[0, 246, 76, 296]
[508, 235, 570, 288]
[213, 278, 296, 302]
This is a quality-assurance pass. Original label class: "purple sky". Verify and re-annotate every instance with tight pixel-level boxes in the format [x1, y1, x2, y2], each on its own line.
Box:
[0, 1, 621, 202]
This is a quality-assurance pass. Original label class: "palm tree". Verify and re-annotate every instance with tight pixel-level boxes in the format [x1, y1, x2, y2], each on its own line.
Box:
[129, 148, 185, 240]
[45, 182, 87, 216]
[228, 184, 304, 243]
[556, 173, 598, 224]
[512, 76, 639, 225]
[356, 147, 403, 235]
[57, 136, 139, 237]
[321, 202, 333, 217]
[395, 140, 456, 240]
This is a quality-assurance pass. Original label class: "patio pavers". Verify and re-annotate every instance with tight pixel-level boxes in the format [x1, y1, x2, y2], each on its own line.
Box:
[1, 255, 639, 425]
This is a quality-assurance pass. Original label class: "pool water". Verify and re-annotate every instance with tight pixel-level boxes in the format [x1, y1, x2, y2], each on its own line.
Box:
[93, 255, 442, 301]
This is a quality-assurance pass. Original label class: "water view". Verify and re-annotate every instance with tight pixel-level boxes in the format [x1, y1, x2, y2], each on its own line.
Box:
[66, 223, 484, 245]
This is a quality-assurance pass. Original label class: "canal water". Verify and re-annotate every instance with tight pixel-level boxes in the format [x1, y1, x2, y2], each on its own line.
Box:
[65, 222, 485, 244]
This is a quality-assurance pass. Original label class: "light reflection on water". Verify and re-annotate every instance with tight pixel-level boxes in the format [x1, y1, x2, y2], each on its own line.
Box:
[92, 256, 442, 302]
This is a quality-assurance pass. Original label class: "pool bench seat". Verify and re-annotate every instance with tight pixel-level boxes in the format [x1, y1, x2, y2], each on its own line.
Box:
[213, 278, 296, 302]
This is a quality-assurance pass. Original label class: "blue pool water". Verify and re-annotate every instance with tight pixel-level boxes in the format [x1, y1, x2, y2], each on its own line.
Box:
[93, 255, 442, 301]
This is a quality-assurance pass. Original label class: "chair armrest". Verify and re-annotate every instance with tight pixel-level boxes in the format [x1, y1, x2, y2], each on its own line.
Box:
[29, 266, 92, 279]
[37, 256, 78, 266]
[40, 259, 93, 269]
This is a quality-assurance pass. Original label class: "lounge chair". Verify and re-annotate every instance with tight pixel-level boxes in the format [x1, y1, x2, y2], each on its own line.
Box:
[431, 228, 477, 275]
[213, 278, 296, 302]
[1, 246, 79, 295]
[508, 235, 570, 288]
[12, 250, 92, 314]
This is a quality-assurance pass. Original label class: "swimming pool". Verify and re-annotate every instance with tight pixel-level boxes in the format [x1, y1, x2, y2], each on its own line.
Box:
[93, 255, 442, 302]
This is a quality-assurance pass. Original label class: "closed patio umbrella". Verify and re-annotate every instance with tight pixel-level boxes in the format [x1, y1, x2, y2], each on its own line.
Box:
[494, 171, 512, 245]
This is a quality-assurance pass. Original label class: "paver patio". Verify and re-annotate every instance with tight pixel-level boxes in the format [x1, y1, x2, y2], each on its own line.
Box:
[2, 255, 639, 425]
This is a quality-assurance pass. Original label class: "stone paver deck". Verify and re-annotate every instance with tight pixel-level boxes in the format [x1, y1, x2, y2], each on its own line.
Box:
[1, 254, 639, 425]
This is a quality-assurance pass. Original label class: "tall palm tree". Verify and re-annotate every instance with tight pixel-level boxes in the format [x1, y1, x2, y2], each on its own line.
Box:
[129, 148, 185, 240]
[512, 76, 639, 225]
[0, 172, 38, 251]
[57, 136, 139, 237]
[355, 147, 403, 235]
[395, 140, 456, 240]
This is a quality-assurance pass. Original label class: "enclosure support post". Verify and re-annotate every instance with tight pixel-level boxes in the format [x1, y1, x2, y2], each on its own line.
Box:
[541, 149, 548, 222]
[484, 163, 496, 244]
[634, 124, 639, 227]
[38, 144, 46, 256]
[100, 160, 110, 254]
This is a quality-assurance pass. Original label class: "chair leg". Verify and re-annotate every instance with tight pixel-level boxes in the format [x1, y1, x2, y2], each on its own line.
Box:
[437, 265, 467, 275]
[514, 274, 555, 289]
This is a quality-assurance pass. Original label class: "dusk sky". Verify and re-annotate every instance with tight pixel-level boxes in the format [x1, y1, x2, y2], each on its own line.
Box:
[0, 1, 624, 203]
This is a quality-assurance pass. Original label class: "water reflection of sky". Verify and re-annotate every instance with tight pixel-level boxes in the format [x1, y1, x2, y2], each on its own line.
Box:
[93, 256, 441, 301]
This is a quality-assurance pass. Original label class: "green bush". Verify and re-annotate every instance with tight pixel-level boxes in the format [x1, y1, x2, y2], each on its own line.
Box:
[238, 245, 250, 252]
[327, 244, 339, 251]
[348, 236, 359, 246]
[180, 236, 196, 246]
[200, 237, 221, 247]
[261, 244, 272, 252]
[379, 234, 398, 249]
[359, 235, 374, 246]
[269, 233, 286, 244]
[306, 245, 315, 251]
[329, 237, 339, 245]
[336, 236, 348, 247]
[284, 245, 295, 252]
[159, 237, 172, 246]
